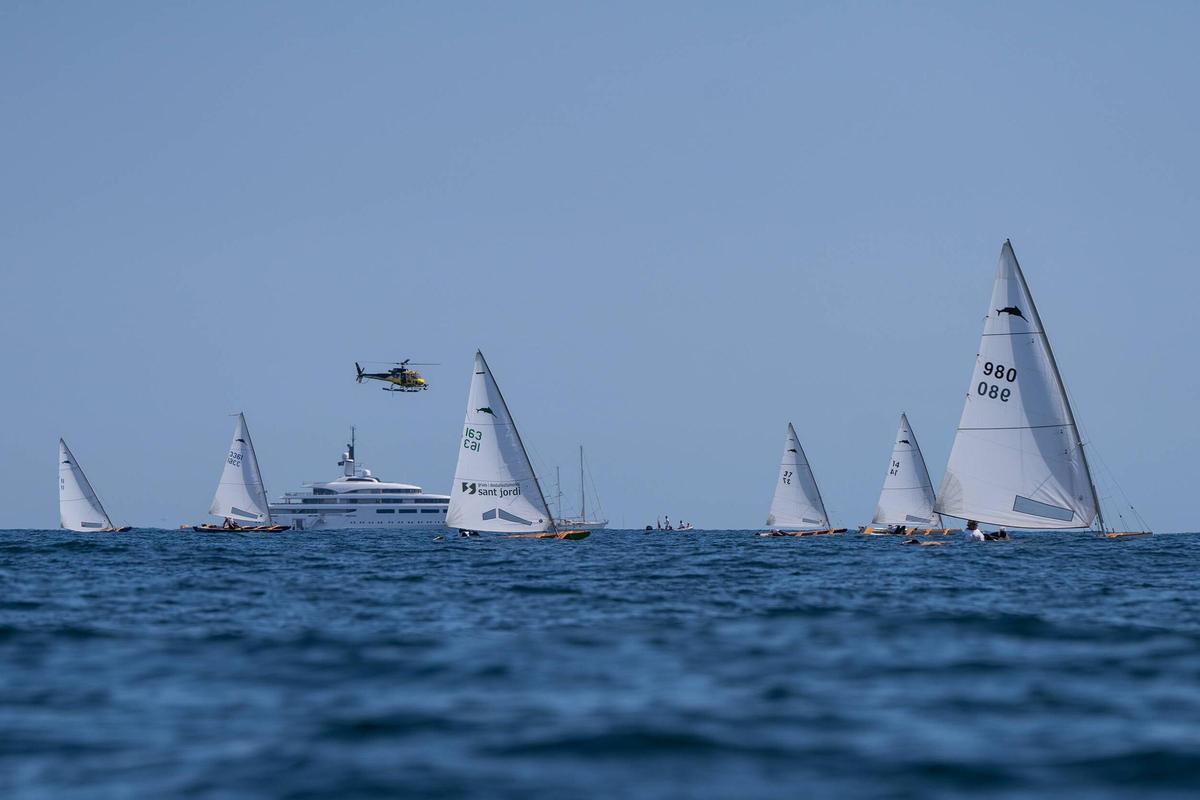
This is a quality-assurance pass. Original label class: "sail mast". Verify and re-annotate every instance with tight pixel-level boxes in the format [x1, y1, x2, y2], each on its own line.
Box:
[579, 445, 585, 520]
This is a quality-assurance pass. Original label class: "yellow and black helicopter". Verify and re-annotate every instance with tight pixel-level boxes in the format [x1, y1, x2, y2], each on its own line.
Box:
[355, 360, 437, 392]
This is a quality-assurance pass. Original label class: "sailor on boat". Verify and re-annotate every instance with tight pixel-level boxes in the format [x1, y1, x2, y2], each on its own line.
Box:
[964, 520, 986, 542]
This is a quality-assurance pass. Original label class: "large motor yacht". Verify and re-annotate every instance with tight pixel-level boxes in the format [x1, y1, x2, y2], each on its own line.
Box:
[269, 430, 449, 530]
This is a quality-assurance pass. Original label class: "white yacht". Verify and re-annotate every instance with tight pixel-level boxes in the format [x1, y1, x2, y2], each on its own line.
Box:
[269, 430, 449, 530]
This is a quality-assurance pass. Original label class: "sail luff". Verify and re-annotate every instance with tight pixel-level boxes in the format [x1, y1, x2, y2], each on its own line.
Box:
[766, 423, 831, 530]
[1007, 243, 1103, 531]
[872, 413, 943, 527]
[208, 413, 272, 523]
[903, 414, 945, 528]
[934, 241, 1097, 529]
[59, 439, 115, 531]
[446, 351, 555, 533]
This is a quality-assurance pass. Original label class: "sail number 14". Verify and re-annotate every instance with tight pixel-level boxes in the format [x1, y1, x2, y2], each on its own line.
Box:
[978, 361, 1016, 402]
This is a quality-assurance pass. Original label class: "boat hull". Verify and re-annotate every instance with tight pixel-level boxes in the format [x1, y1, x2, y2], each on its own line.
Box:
[1102, 531, 1153, 539]
[191, 524, 291, 533]
[504, 530, 591, 541]
[860, 526, 961, 536]
[757, 528, 847, 537]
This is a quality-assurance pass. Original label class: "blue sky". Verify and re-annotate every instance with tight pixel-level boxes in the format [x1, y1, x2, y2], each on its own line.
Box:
[2, 2, 1196, 530]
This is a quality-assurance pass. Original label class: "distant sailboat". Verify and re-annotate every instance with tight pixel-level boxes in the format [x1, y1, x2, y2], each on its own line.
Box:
[193, 413, 289, 532]
[935, 240, 1149, 538]
[59, 439, 130, 532]
[553, 446, 608, 531]
[759, 423, 845, 536]
[447, 351, 588, 540]
[860, 414, 956, 535]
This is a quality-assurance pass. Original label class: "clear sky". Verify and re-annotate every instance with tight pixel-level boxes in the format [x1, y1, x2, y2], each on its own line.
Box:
[2, 2, 1197, 530]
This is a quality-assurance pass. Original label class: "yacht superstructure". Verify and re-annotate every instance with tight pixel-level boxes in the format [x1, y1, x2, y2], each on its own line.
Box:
[269, 431, 449, 530]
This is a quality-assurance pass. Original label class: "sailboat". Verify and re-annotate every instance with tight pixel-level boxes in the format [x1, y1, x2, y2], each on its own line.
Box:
[553, 446, 608, 531]
[59, 439, 130, 532]
[935, 240, 1149, 539]
[192, 413, 289, 532]
[860, 414, 957, 536]
[446, 351, 589, 540]
[758, 423, 846, 536]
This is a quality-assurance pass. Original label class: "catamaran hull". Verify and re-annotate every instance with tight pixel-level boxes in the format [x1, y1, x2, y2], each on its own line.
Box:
[1102, 531, 1153, 539]
[758, 528, 847, 537]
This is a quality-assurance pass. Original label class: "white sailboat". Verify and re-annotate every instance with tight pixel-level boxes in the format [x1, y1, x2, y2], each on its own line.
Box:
[759, 423, 845, 536]
[861, 414, 956, 535]
[193, 413, 289, 532]
[935, 240, 1149, 538]
[447, 351, 589, 540]
[59, 439, 129, 532]
[553, 446, 608, 531]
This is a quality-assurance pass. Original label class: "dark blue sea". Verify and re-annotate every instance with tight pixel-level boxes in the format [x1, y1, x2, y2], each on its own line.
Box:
[2, 529, 1198, 799]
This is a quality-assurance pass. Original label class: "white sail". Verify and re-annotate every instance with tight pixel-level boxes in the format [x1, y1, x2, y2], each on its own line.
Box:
[59, 439, 115, 532]
[209, 413, 272, 523]
[446, 351, 554, 533]
[935, 240, 1098, 529]
[872, 413, 943, 527]
[766, 423, 831, 530]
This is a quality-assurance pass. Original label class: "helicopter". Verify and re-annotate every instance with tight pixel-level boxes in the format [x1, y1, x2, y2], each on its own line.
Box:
[355, 360, 437, 392]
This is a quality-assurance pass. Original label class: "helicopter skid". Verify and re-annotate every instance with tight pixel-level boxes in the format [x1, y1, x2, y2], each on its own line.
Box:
[383, 386, 427, 393]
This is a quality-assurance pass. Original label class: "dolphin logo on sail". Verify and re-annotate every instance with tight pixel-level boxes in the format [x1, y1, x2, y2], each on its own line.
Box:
[787, 448, 797, 453]
[476, 407, 495, 416]
[996, 306, 1027, 320]
[899, 439, 910, 444]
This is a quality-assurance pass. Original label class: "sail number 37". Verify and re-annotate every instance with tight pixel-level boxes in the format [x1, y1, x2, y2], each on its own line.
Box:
[463, 428, 483, 451]
[978, 361, 1016, 402]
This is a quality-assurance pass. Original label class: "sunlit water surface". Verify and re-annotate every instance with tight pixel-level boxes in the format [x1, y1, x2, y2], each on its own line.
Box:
[2, 529, 1198, 799]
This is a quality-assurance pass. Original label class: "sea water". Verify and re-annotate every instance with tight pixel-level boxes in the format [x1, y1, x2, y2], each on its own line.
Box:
[1, 529, 1198, 798]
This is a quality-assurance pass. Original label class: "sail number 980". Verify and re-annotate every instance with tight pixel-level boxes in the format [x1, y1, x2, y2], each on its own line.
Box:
[978, 361, 1017, 402]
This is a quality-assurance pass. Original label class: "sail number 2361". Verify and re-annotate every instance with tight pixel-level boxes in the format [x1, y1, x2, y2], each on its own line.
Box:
[977, 361, 1016, 402]
[463, 428, 483, 451]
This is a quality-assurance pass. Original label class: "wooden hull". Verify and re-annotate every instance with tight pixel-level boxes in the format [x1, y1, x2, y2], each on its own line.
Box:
[504, 530, 590, 541]
[758, 528, 847, 537]
[1103, 531, 1153, 539]
[860, 527, 960, 536]
[191, 524, 291, 533]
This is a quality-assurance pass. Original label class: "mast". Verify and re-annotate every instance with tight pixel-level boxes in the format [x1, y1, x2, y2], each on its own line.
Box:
[1007, 241, 1105, 532]
[556, 466, 563, 520]
[476, 351, 557, 533]
[579, 445, 585, 520]
[902, 412, 943, 528]
[239, 412, 273, 525]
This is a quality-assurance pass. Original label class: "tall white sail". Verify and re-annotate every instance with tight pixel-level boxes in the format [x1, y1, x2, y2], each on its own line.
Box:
[59, 439, 115, 532]
[766, 423, 831, 530]
[446, 351, 554, 534]
[872, 413, 943, 527]
[935, 240, 1098, 529]
[209, 413, 272, 523]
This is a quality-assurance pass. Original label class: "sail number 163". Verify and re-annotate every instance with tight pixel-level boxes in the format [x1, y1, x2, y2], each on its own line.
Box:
[978, 361, 1017, 402]
[463, 428, 483, 451]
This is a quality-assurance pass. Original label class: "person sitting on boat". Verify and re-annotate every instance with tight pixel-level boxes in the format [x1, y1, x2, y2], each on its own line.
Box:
[222, 517, 237, 531]
[891, 523, 906, 536]
[964, 520, 985, 542]
[984, 528, 1010, 541]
